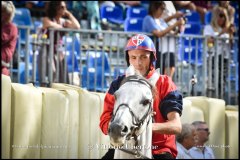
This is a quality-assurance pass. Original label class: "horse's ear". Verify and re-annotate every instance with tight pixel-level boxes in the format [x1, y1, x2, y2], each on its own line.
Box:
[125, 65, 141, 77]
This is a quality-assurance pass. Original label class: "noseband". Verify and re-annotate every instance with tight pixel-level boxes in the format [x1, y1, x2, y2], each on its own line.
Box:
[112, 102, 152, 129]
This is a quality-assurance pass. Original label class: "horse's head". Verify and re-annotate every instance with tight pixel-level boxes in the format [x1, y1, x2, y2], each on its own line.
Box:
[108, 75, 154, 147]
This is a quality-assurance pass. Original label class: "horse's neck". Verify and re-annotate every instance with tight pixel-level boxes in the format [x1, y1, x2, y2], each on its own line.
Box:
[114, 120, 152, 159]
[138, 121, 152, 158]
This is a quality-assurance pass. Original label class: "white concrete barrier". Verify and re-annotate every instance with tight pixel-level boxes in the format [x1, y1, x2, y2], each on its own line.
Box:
[1, 75, 12, 159]
[225, 110, 238, 159]
[39, 87, 69, 159]
[11, 83, 42, 158]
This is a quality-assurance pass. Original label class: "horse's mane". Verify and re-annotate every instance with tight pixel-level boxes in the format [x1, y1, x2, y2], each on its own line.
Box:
[120, 75, 157, 99]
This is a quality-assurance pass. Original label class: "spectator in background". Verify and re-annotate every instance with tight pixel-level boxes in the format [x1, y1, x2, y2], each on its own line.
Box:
[38, 1, 80, 86]
[25, 1, 48, 18]
[192, 1, 213, 24]
[174, 1, 212, 24]
[162, 1, 186, 34]
[86, 1, 103, 39]
[72, 1, 102, 39]
[161, 1, 183, 26]
[189, 121, 215, 159]
[99, 1, 116, 7]
[204, 6, 235, 46]
[72, 1, 88, 23]
[215, 1, 235, 25]
[176, 123, 197, 159]
[118, 1, 140, 6]
[1, 1, 18, 76]
[203, 6, 235, 98]
[115, 1, 141, 24]
[100, 1, 141, 8]
[115, 1, 141, 11]
[142, 1, 185, 78]
[173, 1, 197, 11]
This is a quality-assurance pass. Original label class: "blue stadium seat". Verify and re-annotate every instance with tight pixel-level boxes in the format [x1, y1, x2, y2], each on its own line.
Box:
[126, 6, 147, 18]
[204, 11, 212, 25]
[66, 1, 73, 10]
[184, 23, 202, 35]
[182, 23, 203, 65]
[183, 47, 203, 65]
[19, 61, 39, 84]
[141, 1, 150, 10]
[86, 51, 110, 72]
[13, 8, 33, 41]
[81, 51, 111, 91]
[183, 23, 203, 46]
[234, 11, 239, 26]
[62, 36, 81, 73]
[63, 35, 81, 59]
[67, 51, 79, 72]
[33, 20, 42, 33]
[35, 1, 46, 7]
[114, 68, 126, 79]
[13, 8, 32, 26]
[124, 18, 143, 32]
[19, 62, 26, 84]
[100, 5, 124, 25]
[184, 11, 201, 24]
[81, 66, 109, 91]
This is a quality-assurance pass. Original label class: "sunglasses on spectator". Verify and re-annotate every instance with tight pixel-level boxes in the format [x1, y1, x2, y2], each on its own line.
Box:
[60, 5, 66, 9]
[219, 13, 225, 18]
[197, 128, 209, 132]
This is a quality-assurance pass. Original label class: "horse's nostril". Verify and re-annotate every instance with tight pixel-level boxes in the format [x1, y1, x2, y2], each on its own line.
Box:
[122, 125, 128, 133]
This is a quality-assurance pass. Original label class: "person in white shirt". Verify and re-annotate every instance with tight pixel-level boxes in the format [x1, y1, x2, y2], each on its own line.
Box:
[189, 121, 215, 159]
[161, 1, 182, 26]
[203, 6, 235, 98]
[142, 1, 185, 79]
[176, 123, 197, 159]
[203, 6, 234, 58]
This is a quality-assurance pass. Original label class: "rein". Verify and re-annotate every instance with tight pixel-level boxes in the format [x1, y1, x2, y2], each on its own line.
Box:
[119, 148, 152, 159]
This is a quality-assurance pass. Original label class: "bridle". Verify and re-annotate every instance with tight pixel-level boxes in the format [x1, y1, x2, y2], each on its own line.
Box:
[111, 76, 153, 128]
[112, 102, 152, 130]
[110, 76, 154, 159]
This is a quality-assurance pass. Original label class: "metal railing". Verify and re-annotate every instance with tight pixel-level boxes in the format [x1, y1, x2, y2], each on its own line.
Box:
[9, 26, 239, 105]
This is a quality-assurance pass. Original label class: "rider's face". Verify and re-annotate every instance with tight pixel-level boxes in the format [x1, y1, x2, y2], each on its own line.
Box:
[128, 50, 151, 76]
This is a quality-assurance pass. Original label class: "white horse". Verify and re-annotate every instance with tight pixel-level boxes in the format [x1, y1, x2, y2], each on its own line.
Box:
[108, 73, 155, 159]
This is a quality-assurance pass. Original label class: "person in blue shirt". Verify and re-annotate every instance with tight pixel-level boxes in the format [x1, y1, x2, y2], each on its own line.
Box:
[142, 1, 185, 78]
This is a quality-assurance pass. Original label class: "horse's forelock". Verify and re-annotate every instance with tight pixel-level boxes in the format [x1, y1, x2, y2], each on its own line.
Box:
[120, 75, 157, 99]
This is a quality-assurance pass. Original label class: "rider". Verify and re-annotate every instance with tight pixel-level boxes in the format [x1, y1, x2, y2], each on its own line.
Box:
[99, 34, 183, 159]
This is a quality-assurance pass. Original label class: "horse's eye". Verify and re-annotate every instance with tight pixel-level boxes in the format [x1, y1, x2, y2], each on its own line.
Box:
[141, 99, 150, 106]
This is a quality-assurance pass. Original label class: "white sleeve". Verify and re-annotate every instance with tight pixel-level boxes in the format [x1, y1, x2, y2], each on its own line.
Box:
[203, 25, 214, 36]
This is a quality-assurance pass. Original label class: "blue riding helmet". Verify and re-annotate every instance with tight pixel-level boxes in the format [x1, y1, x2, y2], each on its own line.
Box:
[125, 34, 157, 64]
